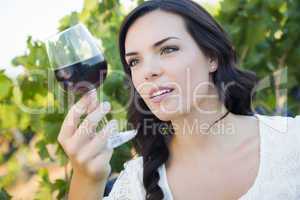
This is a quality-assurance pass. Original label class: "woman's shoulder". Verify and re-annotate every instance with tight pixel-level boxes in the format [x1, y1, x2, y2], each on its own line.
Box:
[257, 113, 300, 169]
[253, 114, 300, 198]
[257, 114, 300, 150]
[256, 113, 300, 138]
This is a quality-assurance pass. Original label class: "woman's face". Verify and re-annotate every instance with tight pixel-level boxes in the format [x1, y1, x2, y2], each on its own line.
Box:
[125, 10, 217, 121]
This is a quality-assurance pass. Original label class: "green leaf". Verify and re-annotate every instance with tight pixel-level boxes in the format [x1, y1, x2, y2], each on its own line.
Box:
[34, 169, 53, 200]
[0, 105, 18, 129]
[84, 0, 98, 12]
[53, 179, 69, 200]
[35, 140, 53, 161]
[0, 188, 12, 200]
[0, 72, 13, 100]
[220, 0, 239, 13]
[42, 113, 64, 144]
[55, 144, 68, 166]
[59, 12, 80, 31]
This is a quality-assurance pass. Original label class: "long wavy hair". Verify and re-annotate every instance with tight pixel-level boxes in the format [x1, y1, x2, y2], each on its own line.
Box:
[118, 0, 258, 199]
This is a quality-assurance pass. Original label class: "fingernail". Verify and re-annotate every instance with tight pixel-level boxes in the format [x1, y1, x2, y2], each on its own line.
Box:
[102, 101, 111, 113]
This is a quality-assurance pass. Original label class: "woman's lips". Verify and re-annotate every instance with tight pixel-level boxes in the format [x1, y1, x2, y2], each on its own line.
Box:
[150, 88, 174, 103]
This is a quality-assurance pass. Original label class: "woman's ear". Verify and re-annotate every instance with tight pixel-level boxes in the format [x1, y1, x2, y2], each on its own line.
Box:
[208, 58, 218, 73]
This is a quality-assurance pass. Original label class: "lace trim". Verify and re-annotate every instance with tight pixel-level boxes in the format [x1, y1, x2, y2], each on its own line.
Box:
[103, 156, 144, 200]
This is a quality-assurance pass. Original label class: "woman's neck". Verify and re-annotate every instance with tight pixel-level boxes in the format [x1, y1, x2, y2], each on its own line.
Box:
[167, 98, 239, 166]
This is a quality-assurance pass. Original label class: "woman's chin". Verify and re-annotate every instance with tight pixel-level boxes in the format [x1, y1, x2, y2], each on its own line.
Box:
[151, 105, 187, 121]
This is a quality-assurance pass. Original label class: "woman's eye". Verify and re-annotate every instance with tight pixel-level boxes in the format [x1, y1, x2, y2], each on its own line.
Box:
[127, 47, 178, 67]
[160, 46, 179, 55]
[128, 59, 139, 67]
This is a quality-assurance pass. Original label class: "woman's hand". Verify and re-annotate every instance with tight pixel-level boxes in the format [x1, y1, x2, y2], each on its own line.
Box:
[58, 90, 117, 183]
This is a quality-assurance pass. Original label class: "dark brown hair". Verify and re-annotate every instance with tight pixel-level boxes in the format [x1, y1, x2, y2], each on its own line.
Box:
[118, 0, 258, 199]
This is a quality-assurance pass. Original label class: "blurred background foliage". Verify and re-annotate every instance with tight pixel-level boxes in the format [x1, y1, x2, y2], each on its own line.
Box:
[0, 0, 299, 199]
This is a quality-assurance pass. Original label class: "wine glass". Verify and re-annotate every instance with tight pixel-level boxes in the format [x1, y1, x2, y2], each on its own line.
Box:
[45, 23, 107, 95]
[45, 23, 137, 149]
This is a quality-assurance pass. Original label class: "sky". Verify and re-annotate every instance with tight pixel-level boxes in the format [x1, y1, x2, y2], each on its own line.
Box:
[0, 0, 83, 77]
[0, 0, 218, 78]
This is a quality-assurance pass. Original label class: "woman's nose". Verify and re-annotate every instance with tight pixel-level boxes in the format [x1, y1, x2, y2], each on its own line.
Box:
[143, 60, 163, 81]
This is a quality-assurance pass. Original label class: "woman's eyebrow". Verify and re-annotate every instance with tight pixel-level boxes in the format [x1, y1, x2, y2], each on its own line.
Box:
[125, 36, 180, 57]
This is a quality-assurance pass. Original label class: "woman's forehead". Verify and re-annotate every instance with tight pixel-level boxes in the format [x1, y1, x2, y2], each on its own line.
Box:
[125, 10, 187, 52]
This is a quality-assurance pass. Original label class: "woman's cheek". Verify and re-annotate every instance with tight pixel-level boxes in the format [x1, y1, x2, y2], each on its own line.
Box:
[131, 72, 143, 94]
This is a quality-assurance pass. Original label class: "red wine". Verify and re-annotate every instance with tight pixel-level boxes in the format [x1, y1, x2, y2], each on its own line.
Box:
[54, 55, 107, 94]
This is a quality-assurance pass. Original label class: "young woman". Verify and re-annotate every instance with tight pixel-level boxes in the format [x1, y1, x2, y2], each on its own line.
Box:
[58, 0, 300, 199]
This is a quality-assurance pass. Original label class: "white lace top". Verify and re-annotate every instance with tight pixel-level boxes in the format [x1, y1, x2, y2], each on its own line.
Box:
[103, 114, 300, 200]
